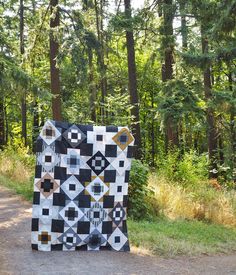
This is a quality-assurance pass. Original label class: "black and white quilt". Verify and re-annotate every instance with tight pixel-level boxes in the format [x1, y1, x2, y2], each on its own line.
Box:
[31, 120, 135, 251]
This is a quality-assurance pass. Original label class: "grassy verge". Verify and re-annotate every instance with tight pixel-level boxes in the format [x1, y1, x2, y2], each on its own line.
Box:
[128, 219, 236, 257]
[0, 174, 33, 201]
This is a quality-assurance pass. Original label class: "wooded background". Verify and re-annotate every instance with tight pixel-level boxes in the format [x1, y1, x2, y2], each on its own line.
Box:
[0, 0, 235, 182]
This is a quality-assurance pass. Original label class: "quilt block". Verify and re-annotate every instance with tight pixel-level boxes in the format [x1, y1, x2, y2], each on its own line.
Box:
[31, 120, 135, 251]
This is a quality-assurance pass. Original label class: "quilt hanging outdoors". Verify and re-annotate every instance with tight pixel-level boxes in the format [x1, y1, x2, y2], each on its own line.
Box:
[31, 120, 135, 251]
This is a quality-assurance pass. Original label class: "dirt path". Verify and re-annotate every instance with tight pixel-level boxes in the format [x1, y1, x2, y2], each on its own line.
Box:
[0, 185, 236, 275]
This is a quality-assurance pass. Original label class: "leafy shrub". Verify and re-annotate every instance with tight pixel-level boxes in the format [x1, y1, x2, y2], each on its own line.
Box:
[128, 159, 153, 220]
[157, 150, 208, 187]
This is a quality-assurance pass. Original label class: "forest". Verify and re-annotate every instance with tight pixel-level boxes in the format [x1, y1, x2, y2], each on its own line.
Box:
[0, 0, 236, 182]
[0, 0, 236, 243]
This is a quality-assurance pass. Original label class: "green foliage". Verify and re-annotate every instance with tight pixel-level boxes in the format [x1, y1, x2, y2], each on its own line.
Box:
[157, 150, 209, 187]
[128, 159, 153, 220]
[0, 147, 34, 201]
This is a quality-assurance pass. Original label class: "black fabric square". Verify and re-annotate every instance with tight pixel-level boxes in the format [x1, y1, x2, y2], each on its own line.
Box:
[79, 169, 91, 183]
[93, 184, 102, 193]
[69, 184, 76, 191]
[119, 135, 127, 143]
[77, 194, 91, 208]
[103, 195, 114, 208]
[45, 155, 52, 163]
[70, 157, 77, 165]
[54, 166, 67, 181]
[51, 244, 63, 251]
[125, 171, 130, 183]
[94, 211, 100, 218]
[42, 208, 49, 215]
[71, 132, 78, 139]
[96, 134, 103, 141]
[127, 146, 134, 158]
[117, 186, 122, 192]
[105, 145, 117, 157]
[35, 165, 42, 178]
[95, 159, 101, 166]
[102, 221, 113, 234]
[119, 160, 124, 167]
[106, 126, 118, 132]
[79, 124, 93, 134]
[77, 221, 90, 234]
[51, 219, 64, 233]
[67, 237, 73, 243]
[104, 170, 116, 183]
[53, 193, 65, 207]
[54, 140, 67, 154]
[115, 236, 120, 243]
[35, 139, 43, 153]
[122, 220, 128, 233]
[31, 218, 38, 231]
[33, 192, 40, 205]
[123, 195, 128, 207]
[80, 143, 93, 156]
[76, 244, 88, 251]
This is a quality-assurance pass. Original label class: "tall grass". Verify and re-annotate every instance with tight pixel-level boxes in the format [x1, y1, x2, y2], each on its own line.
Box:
[149, 175, 236, 227]
[0, 147, 34, 200]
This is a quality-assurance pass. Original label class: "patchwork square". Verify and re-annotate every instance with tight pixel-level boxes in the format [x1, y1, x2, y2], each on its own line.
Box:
[31, 120, 134, 251]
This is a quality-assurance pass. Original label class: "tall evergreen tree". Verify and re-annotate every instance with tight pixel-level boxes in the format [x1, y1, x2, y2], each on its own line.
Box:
[50, 0, 62, 120]
[124, 0, 142, 159]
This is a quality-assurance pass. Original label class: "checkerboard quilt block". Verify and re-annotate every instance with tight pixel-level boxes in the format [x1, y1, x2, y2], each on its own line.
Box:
[31, 120, 135, 251]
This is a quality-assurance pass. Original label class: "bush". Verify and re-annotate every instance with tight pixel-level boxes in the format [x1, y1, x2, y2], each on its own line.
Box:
[157, 150, 208, 187]
[128, 159, 153, 220]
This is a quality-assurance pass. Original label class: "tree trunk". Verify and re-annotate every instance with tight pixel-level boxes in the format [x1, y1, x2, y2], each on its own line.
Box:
[201, 30, 218, 179]
[179, 0, 187, 50]
[94, 0, 107, 123]
[20, 0, 24, 55]
[21, 92, 27, 147]
[31, 1, 39, 152]
[151, 89, 155, 166]
[229, 71, 236, 183]
[88, 47, 97, 122]
[20, 0, 27, 146]
[50, 0, 62, 121]
[162, 0, 178, 149]
[124, 0, 142, 159]
[0, 93, 5, 148]
[32, 98, 39, 153]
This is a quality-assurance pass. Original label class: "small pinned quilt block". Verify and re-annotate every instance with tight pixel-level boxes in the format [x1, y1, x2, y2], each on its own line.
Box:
[31, 120, 135, 251]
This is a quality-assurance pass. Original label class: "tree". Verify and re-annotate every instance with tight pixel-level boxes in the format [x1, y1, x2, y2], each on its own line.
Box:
[124, 0, 142, 159]
[20, 0, 27, 146]
[49, 0, 62, 121]
[160, 0, 179, 149]
[201, 26, 218, 178]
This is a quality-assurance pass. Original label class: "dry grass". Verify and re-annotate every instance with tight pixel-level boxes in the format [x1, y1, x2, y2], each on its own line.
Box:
[0, 148, 34, 184]
[149, 174, 236, 227]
